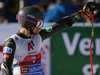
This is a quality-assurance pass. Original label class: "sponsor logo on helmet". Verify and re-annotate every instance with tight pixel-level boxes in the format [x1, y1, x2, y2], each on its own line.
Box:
[27, 14, 35, 19]
[16, 15, 37, 25]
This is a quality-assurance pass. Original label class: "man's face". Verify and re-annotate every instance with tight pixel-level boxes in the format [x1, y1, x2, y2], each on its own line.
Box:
[33, 27, 40, 35]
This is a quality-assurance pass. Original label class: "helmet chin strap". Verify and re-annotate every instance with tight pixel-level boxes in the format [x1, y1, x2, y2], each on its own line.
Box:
[27, 26, 34, 35]
[30, 29, 34, 35]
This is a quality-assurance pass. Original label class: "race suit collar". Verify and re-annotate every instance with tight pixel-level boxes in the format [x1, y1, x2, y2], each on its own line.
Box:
[16, 31, 31, 39]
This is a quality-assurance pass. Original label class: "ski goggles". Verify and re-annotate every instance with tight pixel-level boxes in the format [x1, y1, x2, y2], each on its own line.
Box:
[36, 19, 44, 29]
[16, 15, 44, 29]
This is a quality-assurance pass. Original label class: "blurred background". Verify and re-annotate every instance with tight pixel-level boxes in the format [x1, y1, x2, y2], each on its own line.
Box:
[0, 0, 100, 23]
[0, 0, 100, 75]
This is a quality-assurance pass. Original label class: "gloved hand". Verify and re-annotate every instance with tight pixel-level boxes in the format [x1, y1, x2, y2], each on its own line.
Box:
[79, 2, 96, 18]
[82, 2, 96, 17]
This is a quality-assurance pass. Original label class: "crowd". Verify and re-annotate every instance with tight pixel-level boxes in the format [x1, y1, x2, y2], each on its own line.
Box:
[0, 0, 100, 24]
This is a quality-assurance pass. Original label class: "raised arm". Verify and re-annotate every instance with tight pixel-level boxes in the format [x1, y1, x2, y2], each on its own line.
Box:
[40, 2, 100, 41]
[39, 11, 83, 41]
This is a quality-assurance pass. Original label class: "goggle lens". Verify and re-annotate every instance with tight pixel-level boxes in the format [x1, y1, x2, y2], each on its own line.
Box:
[36, 19, 44, 29]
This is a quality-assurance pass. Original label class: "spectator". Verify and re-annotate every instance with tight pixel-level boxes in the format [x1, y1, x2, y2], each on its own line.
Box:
[2, 0, 20, 23]
[0, 0, 4, 9]
[1, 0, 41, 23]
[44, 0, 83, 23]
[0, 0, 5, 22]
[94, 10, 100, 23]
[71, 0, 83, 9]
[28, 0, 41, 6]
[83, 0, 88, 4]
[34, 4, 45, 13]
[71, 0, 81, 5]
[23, 0, 45, 15]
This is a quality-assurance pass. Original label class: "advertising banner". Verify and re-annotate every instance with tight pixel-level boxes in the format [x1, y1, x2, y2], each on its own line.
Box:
[0, 23, 100, 75]
[51, 26, 100, 75]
